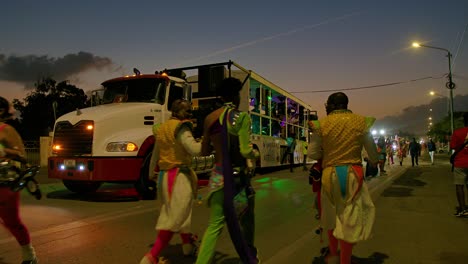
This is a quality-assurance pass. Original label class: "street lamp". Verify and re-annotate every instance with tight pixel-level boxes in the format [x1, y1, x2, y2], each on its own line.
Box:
[412, 42, 456, 134]
[429, 90, 450, 115]
[429, 91, 444, 98]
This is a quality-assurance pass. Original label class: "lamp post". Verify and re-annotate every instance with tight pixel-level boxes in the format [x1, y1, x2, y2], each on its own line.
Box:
[413, 42, 456, 135]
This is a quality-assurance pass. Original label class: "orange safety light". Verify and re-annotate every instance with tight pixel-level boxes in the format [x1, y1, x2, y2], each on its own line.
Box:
[126, 143, 138, 152]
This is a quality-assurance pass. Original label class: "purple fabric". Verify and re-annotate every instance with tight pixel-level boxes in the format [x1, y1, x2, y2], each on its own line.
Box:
[221, 108, 257, 263]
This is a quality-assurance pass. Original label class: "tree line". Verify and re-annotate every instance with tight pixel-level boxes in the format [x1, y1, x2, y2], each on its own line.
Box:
[11, 78, 89, 140]
[427, 112, 466, 144]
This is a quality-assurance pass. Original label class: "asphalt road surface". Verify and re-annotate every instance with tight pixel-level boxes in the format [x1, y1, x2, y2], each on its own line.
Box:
[1, 153, 467, 264]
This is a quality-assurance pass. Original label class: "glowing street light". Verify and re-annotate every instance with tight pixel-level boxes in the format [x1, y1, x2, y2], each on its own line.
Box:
[429, 91, 445, 98]
[429, 90, 450, 120]
[412, 42, 455, 134]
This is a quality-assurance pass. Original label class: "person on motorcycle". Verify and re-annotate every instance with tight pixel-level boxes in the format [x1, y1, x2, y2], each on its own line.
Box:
[0, 96, 38, 264]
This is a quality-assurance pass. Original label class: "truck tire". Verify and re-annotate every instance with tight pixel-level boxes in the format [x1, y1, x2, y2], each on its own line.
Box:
[62, 180, 102, 194]
[135, 152, 156, 200]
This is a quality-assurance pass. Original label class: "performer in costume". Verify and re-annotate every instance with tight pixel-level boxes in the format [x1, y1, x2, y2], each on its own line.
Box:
[139, 99, 201, 264]
[308, 92, 378, 264]
[195, 77, 259, 264]
[386, 141, 394, 166]
[0, 96, 38, 264]
[397, 138, 408, 166]
[309, 159, 323, 219]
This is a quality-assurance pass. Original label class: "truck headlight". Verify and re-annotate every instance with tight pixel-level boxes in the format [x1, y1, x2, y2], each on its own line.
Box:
[106, 142, 139, 152]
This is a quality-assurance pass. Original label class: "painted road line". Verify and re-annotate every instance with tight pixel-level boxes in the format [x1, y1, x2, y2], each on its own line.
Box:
[0, 204, 156, 246]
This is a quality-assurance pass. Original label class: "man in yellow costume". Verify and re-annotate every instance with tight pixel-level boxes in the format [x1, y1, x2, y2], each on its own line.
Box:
[308, 92, 378, 264]
[139, 99, 202, 264]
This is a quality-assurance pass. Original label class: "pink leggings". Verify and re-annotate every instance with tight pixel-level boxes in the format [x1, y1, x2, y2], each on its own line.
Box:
[147, 230, 192, 261]
[0, 187, 31, 245]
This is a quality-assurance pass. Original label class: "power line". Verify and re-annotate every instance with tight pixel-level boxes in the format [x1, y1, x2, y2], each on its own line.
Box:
[291, 75, 445, 94]
[452, 22, 468, 72]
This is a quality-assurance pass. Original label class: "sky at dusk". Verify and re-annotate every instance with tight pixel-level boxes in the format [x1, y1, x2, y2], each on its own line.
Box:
[1, 0, 467, 121]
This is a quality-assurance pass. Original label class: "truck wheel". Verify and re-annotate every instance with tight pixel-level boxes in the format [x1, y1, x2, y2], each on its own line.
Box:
[135, 152, 156, 200]
[62, 180, 102, 194]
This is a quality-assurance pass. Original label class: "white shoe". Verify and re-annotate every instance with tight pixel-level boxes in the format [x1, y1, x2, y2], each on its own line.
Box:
[140, 254, 170, 264]
[139, 254, 155, 264]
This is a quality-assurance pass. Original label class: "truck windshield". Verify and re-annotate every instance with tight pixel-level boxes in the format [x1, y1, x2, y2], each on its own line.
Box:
[101, 78, 166, 104]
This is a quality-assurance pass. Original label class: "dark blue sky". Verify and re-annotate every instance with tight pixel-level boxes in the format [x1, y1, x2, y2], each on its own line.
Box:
[1, 0, 467, 119]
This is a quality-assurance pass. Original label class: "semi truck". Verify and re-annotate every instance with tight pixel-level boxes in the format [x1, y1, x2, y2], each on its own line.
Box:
[48, 61, 316, 199]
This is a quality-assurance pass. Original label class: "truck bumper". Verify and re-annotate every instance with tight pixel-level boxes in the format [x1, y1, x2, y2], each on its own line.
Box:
[48, 157, 143, 181]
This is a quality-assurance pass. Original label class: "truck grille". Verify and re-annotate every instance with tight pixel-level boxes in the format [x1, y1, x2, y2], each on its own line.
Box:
[53, 120, 94, 156]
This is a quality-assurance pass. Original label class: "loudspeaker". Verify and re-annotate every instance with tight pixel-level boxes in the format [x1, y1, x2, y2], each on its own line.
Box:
[198, 66, 226, 97]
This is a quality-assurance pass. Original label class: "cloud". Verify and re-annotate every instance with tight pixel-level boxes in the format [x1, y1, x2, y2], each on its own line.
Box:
[0, 52, 114, 88]
[375, 94, 468, 135]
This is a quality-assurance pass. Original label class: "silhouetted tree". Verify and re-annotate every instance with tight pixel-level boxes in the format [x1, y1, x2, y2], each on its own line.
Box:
[13, 78, 88, 140]
[427, 112, 467, 143]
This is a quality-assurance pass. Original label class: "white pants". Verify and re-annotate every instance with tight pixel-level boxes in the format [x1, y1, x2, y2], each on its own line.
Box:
[429, 151, 435, 164]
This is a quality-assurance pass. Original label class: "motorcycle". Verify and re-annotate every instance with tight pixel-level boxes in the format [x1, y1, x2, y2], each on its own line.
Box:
[0, 161, 42, 200]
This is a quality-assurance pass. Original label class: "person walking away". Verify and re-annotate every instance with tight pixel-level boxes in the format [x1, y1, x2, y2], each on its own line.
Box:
[386, 141, 394, 166]
[427, 138, 437, 165]
[195, 77, 260, 264]
[397, 139, 408, 166]
[139, 99, 202, 264]
[308, 92, 379, 264]
[409, 138, 420, 167]
[450, 112, 468, 217]
[376, 136, 386, 175]
[0, 96, 38, 264]
[301, 136, 308, 171]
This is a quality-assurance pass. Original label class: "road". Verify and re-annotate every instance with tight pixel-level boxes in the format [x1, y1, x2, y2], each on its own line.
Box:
[1, 153, 467, 264]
